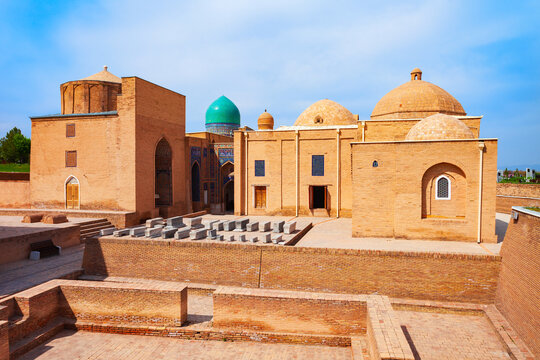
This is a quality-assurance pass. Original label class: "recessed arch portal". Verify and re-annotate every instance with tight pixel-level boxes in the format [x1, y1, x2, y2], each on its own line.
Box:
[65, 175, 80, 209]
[422, 163, 466, 219]
[155, 138, 172, 207]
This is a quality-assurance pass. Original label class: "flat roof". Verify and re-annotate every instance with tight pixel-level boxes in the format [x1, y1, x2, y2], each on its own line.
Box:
[30, 111, 118, 119]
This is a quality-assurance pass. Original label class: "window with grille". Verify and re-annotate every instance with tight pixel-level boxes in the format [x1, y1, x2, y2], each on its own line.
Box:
[66, 124, 75, 137]
[312, 155, 324, 176]
[65, 151, 77, 167]
[436, 176, 450, 199]
[255, 160, 265, 177]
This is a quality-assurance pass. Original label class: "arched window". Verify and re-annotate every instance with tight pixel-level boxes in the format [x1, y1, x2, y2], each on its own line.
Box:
[435, 175, 451, 200]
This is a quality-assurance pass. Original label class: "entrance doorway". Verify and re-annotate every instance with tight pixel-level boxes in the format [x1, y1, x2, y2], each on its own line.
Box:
[65, 176, 79, 209]
[191, 162, 200, 202]
[224, 180, 234, 212]
[155, 138, 172, 207]
[310, 185, 327, 209]
[254, 186, 266, 208]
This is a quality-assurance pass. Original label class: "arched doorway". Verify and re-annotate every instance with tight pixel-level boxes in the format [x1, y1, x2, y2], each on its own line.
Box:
[65, 176, 79, 209]
[191, 162, 200, 203]
[155, 138, 172, 207]
[223, 180, 234, 212]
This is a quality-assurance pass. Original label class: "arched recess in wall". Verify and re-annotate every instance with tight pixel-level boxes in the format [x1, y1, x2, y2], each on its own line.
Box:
[422, 163, 466, 219]
[155, 138, 172, 207]
[191, 161, 201, 203]
[65, 176, 80, 209]
[221, 161, 234, 212]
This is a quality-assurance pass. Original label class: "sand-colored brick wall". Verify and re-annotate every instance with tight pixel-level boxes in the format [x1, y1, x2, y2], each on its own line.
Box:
[0, 179, 29, 208]
[496, 184, 540, 214]
[0, 224, 80, 265]
[30, 111, 135, 211]
[496, 183, 540, 198]
[130, 77, 187, 220]
[495, 207, 540, 357]
[234, 128, 357, 217]
[352, 140, 498, 242]
[83, 238, 500, 303]
[59, 280, 187, 326]
[213, 286, 368, 335]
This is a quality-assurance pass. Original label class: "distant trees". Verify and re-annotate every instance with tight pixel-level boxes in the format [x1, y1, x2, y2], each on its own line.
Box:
[0, 127, 31, 163]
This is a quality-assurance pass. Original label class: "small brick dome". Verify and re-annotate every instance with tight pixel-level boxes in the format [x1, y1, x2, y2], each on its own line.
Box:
[294, 99, 356, 126]
[406, 113, 475, 140]
[258, 110, 274, 130]
[371, 68, 466, 120]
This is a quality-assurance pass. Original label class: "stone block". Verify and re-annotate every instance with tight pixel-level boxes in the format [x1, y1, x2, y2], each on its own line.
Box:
[145, 227, 162, 238]
[217, 235, 224, 241]
[161, 227, 177, 239]
[166, 216, 185, 228]
[190, 229, 207, 240]
[204, 220, 219, 230]
[100, 228, 115, 236]
[223, 220, 236, 231]
[272, 234, 283, 244]
[236, 234, 246, 242]
[259, 221, 271, 232]
[174, 228, 190, 240]
[113, 229, 130, 237]
[250, 236, 258, 243]
[262, 233, 272, 243]
[29, 251, 40, 260]
[129, 226, 146, 237]
[235, 218, 249, 231]
[208, 229, 218, 239]
[184, 217, 203, 228]
[146, 217, 163, 228]
[273, 221, 285, 233]
[247, 222, 259, 231]
[154, 224, 165, 229]
[212, 221, 225, 231]
[284, 221, 297, 234]
[226, 234, 235, 242]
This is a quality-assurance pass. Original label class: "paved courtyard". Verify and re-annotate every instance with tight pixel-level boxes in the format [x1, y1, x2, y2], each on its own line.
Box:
[397, 310, 511, 360]
[19, 330, 353, 360]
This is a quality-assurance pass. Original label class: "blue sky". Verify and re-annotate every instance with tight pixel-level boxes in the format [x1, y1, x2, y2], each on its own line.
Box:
[0, 0, 538, 168]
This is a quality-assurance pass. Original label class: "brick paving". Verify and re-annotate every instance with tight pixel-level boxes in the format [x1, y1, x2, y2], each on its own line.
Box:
[397, 310, 511, 359]
[0, 244, 83, 298]
[19, 330, 353, 359]
[297, 217, 504, 255]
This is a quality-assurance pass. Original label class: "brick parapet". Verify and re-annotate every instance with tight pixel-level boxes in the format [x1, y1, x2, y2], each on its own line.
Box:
[496, 183, 540, 198]
[83, 237, 500, 303]
[495, 207, 540, 358]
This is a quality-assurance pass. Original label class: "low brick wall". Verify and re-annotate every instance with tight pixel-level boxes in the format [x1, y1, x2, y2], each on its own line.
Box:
[213, 287, 367, 335]
[0, 279, 187, 345]
[496, 195, 540, 214]
[496, 183, 540, 214]
[0, 223, 80, 265]
[84, 238, 501, 303]
[0, 209, 138, 228]
[497, 183, 540, 198]
[496, 207, 540, 358]
[0, 176, 30, 208]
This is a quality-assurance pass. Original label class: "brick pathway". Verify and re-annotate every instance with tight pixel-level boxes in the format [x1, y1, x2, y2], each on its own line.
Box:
[0, 244, 83, 298]
[397, 310, 511, 359]
[19, 330, 353, 359]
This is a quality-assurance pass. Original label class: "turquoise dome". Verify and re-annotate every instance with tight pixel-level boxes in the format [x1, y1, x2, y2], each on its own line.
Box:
[205, 95, 241, 125]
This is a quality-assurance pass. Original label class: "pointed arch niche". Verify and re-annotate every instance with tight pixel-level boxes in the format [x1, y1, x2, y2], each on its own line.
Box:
[422, 163, 466, 219]
[65, 175, 80, 209]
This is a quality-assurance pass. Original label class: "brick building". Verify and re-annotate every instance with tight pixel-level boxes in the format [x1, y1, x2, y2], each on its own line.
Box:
[234, 68, 497, 242]
[23, 67, 236, 224]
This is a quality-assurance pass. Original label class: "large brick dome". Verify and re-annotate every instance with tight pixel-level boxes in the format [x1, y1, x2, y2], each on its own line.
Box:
[371, 68, 466, 120]
[406, 113, 474, 140]
[294, 99, 356, 126]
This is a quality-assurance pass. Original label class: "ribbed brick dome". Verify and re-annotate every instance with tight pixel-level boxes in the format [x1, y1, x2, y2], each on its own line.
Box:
[258, 110, 274, 130]
[406, 113, 474, 140]
[294, 99, 356, 126]
[371, 68, 466, 120]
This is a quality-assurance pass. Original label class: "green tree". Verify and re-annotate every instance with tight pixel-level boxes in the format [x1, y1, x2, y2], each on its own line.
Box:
[0, 127, 31, 163]
[503, 168, 508, 178]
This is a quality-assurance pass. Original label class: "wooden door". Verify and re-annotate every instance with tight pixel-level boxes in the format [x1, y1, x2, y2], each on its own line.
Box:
[255, 186, 266, 208]
[66, 183, 79, 209]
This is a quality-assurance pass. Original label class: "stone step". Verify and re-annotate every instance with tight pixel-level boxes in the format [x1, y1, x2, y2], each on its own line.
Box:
[80, 224, 114, 236]
[78, 218, 110, 228]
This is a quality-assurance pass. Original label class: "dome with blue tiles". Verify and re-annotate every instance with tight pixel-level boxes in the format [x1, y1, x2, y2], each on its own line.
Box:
[205, 96, 241, 136]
